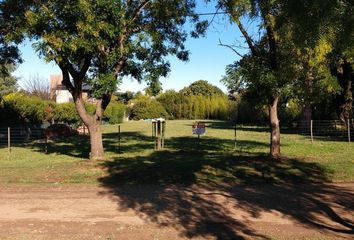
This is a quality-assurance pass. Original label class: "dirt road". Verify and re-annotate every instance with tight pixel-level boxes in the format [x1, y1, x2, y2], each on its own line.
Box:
[0, 183, 353, 239]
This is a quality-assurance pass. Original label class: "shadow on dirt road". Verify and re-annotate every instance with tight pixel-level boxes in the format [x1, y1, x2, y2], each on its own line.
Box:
[98, 135, 354, 240]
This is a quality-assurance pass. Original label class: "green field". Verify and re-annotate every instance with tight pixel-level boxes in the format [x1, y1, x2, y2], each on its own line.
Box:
[0, 120, 353, 185]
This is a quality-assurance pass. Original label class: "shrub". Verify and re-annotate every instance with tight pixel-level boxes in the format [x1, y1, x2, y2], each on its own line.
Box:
[0, 93, 48, 125]
[130, 96, 169, 120]
[104, 102, 126, 124]
[156, 90, 182, 119]
[279, 99, 302, 124]
[52, 102, 80, 124]
[237, 100, 267, 124]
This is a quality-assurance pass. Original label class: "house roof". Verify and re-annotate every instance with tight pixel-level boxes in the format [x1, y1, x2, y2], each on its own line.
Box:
[50, 75, 92, 92]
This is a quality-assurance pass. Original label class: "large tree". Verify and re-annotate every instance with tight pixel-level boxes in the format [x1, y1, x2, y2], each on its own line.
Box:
[2, 0, 206, 160]
[0, 1, 21, 98]
[282, 0, 354, 123]
[328, 0, 354, 123]
[218, 0, 295, 158]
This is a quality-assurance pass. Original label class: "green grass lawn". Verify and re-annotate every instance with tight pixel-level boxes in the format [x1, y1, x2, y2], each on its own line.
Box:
[0, 120, 353, 185]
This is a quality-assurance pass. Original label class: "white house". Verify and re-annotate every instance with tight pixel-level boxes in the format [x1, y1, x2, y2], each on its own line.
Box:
[50, 75, 93, 103]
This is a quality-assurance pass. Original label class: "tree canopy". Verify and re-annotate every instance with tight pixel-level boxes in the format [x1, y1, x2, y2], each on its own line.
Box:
[181, 80, 225, 96]
[220, 0, 354, 156]
[0, 64, 18, 99]
[0, 2, 22, 85]
[1, 0, 206, 159]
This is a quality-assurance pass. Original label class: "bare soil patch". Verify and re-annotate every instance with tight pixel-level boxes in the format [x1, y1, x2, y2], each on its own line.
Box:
[0, 183, 353, 239]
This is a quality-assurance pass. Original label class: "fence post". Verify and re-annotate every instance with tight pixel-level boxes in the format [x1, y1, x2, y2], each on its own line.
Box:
[234, 123, 237, 150]
[310, 120, 313, 143]
[45, 137, 48, 154]
[8, 127, 11, 153]
[162, 121, 165, 149]
[27, 127, 31, 141]
[334, 120, 337, 131]
[347, 119, 351, 143]
[118, 125, 121, 153]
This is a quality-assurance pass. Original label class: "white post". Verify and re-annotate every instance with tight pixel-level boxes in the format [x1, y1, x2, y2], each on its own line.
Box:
[310, 120, 313, 143]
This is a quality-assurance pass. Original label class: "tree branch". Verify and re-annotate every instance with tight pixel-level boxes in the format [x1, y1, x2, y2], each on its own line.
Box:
[75, 97, 93, 126]
[219, 0, 257, 55]
[114, 58, 126, 76]
[259, 0, 277, 70]
[206, 4, 223, 28]
[131, 0, 151, 22]
[231, 14, 257, 55]
[79, 53, 92, 79]
[57, 63, 74, 94]
[218, 39, 244, 58]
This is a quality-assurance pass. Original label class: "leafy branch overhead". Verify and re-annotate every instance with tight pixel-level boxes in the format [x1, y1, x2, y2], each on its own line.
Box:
[6, 0, 207, 98]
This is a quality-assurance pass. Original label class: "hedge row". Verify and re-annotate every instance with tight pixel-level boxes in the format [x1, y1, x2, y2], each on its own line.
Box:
[0, 93, 125, 126]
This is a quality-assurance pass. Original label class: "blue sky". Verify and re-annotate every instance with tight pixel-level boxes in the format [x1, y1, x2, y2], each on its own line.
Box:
[14, 1, 248, 93]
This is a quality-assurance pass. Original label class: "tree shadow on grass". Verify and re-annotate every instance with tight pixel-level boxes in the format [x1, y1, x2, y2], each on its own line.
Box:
[205, 121, 270, 133]
[98, 137, 354, 239]
[23, 129, 354, 239]
[27, 131, 152, 159]
[25, 135, 91, 159]
[26, 124, 275, 159]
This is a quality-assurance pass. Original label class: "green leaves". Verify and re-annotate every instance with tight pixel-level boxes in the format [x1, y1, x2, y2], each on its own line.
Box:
[1, 0, 205, 121]
[0, 93, 48, 125]
[0, 64, 18, 99]
[88, 72, 119, 99]
[181, 80, 225, 97]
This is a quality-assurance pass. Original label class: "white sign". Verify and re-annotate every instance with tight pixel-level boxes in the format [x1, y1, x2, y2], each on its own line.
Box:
[192, 123, 206, 135]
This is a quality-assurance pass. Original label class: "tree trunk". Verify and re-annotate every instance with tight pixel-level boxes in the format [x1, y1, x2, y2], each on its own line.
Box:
[300, 103, 312, 129]
[339, 61, 353, 123]
[74, 97, 105, 160]
[269, 96, 280, 158]
[88, 122, 104, 160]
[58, 62, 113, 161]
[333, 59, 353, 123]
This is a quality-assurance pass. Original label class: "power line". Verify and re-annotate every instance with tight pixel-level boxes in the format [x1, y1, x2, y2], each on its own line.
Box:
[194, 11, 229, 16]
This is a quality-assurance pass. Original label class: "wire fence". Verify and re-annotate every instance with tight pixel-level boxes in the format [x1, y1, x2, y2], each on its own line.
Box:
[282, 119, 353, 142]
[0, 127, 44, 144]
[0, 119, 352, 154]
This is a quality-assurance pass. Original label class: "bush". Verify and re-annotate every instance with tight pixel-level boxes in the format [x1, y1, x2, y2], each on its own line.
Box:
[52, 102, 80, 124]
[236, 99, 267, 124]
[0, 93, 127, 126]
[0, 93, 48, 126]
[104, 102, 126, 124]
[130, 96, 169, 120]
[156, 90, 182, 119]
[278, 99, 302, 124]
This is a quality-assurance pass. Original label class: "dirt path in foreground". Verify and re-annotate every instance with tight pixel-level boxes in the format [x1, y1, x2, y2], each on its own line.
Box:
[0, 183, 353, 240]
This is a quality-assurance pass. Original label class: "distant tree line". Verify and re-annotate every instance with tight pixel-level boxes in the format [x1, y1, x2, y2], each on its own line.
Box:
[127, 80, 229, 120]
[0, 78, 231, 126]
